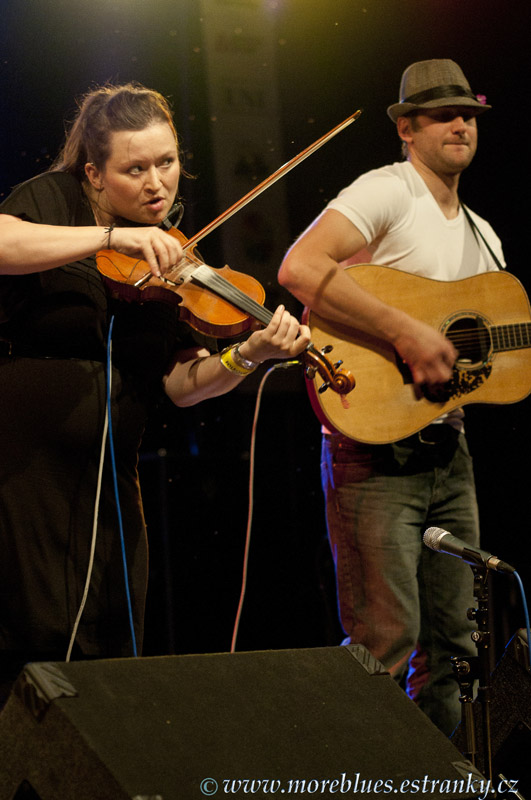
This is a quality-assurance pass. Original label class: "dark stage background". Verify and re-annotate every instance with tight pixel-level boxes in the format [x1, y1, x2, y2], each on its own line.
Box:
[1, 0, 529, 664]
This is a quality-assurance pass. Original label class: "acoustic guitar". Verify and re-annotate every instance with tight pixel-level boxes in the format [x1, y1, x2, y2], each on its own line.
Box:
[304, 264, 531, 444]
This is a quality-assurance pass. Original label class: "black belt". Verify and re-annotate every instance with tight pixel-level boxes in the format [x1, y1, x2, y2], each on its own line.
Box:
[410, 424, 460, 446]
[324, 424, 460, 448]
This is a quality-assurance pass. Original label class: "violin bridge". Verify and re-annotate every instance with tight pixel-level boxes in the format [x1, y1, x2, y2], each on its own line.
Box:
[160, 275, 182, 287]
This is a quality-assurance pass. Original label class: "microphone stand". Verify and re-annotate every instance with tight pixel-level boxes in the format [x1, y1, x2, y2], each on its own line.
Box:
[452, 563, 493, 782]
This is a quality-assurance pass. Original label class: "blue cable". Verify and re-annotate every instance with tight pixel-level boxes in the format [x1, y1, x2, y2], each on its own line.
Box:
[106, 316, 138, 657]
[513, 570, 531, 672]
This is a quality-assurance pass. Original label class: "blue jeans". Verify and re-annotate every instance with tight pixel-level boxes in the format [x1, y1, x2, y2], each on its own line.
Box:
[321, 428, 479, 736]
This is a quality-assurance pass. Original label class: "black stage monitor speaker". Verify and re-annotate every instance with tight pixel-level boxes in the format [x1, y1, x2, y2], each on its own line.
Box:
[452, 628, 531, 796]
[0, 645, 485, 800]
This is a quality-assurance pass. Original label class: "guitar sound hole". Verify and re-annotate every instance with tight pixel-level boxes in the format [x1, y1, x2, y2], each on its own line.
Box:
[446, 315, 491, 367]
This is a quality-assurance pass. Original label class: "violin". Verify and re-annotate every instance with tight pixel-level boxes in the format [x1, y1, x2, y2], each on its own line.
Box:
[96, 226, 266, 338]
[96, 230, 355, 395]
[96, 111, 363, 395]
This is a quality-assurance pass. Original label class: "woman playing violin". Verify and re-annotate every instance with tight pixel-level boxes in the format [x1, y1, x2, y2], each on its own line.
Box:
[0, 83, 310, 704]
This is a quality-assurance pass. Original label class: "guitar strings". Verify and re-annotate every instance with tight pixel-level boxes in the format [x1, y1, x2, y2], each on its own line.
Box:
[447, 326, 530, 342]
[446, 325, 530, 354]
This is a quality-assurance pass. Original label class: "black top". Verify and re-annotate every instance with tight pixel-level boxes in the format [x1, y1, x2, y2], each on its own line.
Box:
[0, 171, 198, 665]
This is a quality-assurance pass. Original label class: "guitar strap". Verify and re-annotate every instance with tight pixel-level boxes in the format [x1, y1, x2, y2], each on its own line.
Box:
[461, 203, 505, 269]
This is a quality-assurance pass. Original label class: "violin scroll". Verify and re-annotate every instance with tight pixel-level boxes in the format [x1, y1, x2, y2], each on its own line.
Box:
[304, 344, 356, 395]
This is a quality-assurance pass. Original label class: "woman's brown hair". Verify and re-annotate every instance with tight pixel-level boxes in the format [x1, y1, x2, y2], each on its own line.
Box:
[51, 83, 179, 180]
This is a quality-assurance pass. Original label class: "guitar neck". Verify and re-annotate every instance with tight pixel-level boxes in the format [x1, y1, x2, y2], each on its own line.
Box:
[491, 322, 531, 352]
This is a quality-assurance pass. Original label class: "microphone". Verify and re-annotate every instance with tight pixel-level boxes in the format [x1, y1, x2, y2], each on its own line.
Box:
[423, 527, 515, 574]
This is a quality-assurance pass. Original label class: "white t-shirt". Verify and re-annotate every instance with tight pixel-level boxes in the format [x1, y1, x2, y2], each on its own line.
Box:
[326, 160, 504, 279]
[323, 161, 505, 435]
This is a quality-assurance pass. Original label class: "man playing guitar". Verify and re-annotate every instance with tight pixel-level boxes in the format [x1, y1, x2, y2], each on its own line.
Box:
[279, 59, 504, 735]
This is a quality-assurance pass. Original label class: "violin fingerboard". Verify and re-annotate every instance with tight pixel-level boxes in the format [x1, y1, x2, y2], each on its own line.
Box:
[190, 264, 272, 327]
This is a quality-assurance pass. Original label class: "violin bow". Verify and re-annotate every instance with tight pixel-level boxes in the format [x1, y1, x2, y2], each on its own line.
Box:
[181, 109, 362, 253]
[174, 110, 362, 397]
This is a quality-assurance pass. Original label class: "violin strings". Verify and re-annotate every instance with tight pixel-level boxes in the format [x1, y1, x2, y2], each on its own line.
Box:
[191, 265, 273, 327]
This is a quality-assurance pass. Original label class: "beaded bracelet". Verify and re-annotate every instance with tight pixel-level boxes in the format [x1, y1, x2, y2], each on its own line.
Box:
[219, 344, 259, 376]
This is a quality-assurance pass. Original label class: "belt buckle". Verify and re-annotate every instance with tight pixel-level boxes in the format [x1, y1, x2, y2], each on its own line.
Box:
[418, 425, 442, 445]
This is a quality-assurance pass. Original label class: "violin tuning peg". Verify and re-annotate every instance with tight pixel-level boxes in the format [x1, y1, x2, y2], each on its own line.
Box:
[318, 382, 330, 394]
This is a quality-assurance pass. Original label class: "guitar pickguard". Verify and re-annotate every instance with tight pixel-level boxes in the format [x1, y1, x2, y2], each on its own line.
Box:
[423, 361, 493, 403]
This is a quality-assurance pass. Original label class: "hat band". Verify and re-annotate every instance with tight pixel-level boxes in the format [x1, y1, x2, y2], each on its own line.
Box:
[402, 84, 477, 105]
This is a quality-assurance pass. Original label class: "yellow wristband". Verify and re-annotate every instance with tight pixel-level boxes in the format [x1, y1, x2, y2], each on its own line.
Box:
[219, 345, 257, 376]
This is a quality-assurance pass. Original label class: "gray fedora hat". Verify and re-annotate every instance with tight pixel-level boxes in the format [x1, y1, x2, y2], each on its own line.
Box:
[387, 59, 491, 122]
